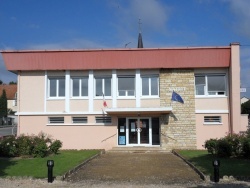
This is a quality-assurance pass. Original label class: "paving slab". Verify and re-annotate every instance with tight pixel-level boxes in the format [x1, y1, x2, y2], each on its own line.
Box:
[66, 152, 202, 185]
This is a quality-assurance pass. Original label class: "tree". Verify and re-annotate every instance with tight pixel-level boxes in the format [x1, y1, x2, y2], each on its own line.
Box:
[0, 89, 7, 118]
[241, 100, 250, 116]
[9, 81, 17, 85]
[0, 80, 2, 85]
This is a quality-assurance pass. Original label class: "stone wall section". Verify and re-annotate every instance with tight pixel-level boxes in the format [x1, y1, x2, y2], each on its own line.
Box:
[160, 69, 196, 151]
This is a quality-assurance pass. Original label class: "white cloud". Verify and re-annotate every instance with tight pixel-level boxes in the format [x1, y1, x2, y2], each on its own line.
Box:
[113, 0, 170, 33]
[26, 38, 111, 50]
[226, 0, 250, 37]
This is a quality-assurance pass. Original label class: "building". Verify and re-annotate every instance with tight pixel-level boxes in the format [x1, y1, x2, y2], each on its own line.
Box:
[241, 97, 249, 104]
[1, 42, 248, 151]
[0, 84, 17, 125]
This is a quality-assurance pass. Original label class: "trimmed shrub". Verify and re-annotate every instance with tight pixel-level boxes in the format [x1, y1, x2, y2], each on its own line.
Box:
[204, 139, 217, 154]
[50, 140, 62, 154]
[216, 139, 232, 157]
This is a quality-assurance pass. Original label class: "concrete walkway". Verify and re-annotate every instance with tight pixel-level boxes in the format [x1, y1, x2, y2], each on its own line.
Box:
[66, 152, 202, 185]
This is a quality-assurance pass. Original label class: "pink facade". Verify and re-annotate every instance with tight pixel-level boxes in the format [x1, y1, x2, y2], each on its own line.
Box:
[1, 43, 247, 150]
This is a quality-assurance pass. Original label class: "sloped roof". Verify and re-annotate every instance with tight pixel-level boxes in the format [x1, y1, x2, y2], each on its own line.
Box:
[1, 47, 231, 71]
[0, 85, 17, 100]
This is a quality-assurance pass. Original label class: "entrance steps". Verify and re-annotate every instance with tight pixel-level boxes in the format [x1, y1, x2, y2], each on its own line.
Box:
[107, 146, 171, 153]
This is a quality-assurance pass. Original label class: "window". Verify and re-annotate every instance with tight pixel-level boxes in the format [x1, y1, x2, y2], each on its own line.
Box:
[204, 116, 221, 124]
[95, 77, 111, 97]
[141, 75, 159, 96]
[72, 77, 88, 97]
[49, 117, 64, 124]
[195, 74, 226, 96]
[72, 117, 87, 124]
[48, 77, 65, 97]
[95, 116, 112, 124]
[118, 76, 135, 96]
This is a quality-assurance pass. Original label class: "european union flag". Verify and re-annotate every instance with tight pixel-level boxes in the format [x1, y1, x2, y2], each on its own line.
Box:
[171, 91, 184, 104]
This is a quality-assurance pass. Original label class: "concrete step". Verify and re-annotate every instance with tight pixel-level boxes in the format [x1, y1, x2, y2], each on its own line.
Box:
[107, 146, 171, 153]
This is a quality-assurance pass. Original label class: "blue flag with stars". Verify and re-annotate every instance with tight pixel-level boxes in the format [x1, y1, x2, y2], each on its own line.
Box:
[171, 91, 184, 104]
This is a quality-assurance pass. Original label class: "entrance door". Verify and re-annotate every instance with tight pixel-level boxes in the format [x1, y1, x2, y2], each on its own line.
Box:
[127, 118, 151, 145]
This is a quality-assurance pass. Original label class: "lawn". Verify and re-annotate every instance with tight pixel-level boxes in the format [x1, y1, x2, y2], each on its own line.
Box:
[178, 150, 250, 178]
[0, 150, 100, 178]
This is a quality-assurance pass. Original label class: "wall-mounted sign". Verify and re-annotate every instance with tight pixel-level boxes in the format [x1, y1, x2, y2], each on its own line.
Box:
[168, 87, 186, 92]
[118, 136, 126, 145]
[240, 88, 246, 92]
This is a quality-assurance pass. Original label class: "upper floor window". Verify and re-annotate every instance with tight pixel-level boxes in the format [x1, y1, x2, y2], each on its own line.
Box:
[95, 77, 111, 97]
[118, 76, 135, 96]
[141, 75, 159, 96]
[195, 74, 226, 96]
[72, 77, 88, 97]
[48, 77, 65, 98]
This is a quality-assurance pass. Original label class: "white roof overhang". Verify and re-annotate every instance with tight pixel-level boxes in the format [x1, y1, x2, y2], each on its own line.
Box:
[105, 107, 172, 115]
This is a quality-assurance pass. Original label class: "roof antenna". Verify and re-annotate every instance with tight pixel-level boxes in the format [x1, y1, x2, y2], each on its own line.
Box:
[137, 18, 143, 48]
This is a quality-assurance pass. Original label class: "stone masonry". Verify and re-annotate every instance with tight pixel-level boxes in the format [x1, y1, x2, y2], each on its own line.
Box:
[160, 69, 196, 151]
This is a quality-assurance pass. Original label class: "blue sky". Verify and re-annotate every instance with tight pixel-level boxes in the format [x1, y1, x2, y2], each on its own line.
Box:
[0, 0, 250, 97]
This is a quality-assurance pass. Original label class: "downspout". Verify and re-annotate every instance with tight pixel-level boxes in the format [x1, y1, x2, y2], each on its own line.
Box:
[17, 71, 20, 135]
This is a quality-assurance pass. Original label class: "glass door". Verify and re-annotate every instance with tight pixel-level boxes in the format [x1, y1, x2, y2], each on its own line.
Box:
[127, 118, 151, 145]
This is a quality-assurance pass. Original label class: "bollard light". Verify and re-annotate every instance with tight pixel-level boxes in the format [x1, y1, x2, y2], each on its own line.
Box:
[212, 159, 220, 183]
[47, 160, 54, 183]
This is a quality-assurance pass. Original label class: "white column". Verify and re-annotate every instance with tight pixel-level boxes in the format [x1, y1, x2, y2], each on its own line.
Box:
[44, 71, 47, 113]
[112, 70, 117, 108]
[136, 69, 141, 107]
[65, 70, 70, 113]
[89, 70, 94, 112]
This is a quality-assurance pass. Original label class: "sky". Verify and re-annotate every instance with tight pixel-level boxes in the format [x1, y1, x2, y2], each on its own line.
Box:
[0, 0, 250, 97]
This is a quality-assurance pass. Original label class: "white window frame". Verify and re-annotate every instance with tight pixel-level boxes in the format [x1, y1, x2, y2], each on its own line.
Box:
[48, 117, 64, 124]
[72, 117, 88, 124]
[71, 77, 88, 98]
[204, 116, 222, 125]
[95, 116, 112, 125]
[117, 76, 135, 98]
[141, 75, 159, 98]
[94, 76, 112, 98]
[48, 77, 65, 99]
[195, 74, 227, 97]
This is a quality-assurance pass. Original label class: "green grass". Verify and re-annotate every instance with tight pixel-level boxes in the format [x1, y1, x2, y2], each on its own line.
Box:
[178, 150, 250, 177]
[0, 150, 100, 178]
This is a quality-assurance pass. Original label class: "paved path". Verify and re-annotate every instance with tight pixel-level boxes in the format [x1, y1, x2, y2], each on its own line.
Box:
[66, 152, 202, 185]
[0, 152, 250, 187]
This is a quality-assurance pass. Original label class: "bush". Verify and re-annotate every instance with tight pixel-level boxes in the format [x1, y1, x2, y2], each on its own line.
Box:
[32, 137, 48, 158]
[204, 139, 217, 154]
[50, 140, 62, 154]
[0, 132, 63, 158]
[224, 133, 244, 157]
[16, 134, 33, 156]
[216, 139, 232, 157]
[0, 136, 18, 157]
[242, 138, 250, 158]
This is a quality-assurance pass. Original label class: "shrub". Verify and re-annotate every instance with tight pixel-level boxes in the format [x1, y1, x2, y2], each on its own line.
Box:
[16, 134, 33, 156]
[216, 139, 232, 157]
[204, 139, 217, 154]
[242, 138, 250, 158]
[0, 136, 18, 157]
[50, 140, 62, 154]
[0, 132, 63, 158]
[224, 133, 244, 157]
